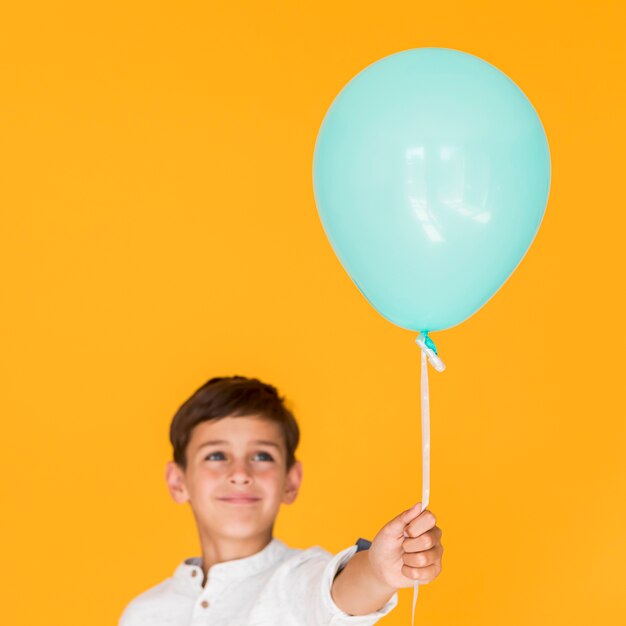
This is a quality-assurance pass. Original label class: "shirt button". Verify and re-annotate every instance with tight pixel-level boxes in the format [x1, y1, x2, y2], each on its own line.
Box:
[201, 600, 210, 609]
[191, 570, 197, 577]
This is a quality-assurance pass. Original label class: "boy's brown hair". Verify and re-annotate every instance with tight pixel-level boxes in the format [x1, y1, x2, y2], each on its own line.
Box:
[169, 375, 300, 470]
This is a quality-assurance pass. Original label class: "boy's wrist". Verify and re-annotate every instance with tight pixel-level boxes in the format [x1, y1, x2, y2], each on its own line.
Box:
[332, 550, 397, 616]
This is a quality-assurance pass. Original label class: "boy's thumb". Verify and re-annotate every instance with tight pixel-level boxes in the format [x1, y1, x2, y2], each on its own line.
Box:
[383, 503, 423, 537]
[402, 502, 424, 524]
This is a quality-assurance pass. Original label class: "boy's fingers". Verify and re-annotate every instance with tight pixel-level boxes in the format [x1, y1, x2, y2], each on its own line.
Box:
[403, 527, 442, 552]
[405, 510, 438, 538]
[402, 544, 443, 568]
[401, 562, 442, 584]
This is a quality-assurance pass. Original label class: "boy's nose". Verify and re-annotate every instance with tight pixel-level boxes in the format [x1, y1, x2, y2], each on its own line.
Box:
[228, 464, 252, 485]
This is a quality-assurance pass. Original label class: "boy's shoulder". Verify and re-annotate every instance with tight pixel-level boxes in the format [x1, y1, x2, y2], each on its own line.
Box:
[118, 558, 203, 626]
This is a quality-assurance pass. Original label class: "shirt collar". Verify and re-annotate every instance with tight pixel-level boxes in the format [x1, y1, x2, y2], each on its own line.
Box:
[175, 538, 290, 588]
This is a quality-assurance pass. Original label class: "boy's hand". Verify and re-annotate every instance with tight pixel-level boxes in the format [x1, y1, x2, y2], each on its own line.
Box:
[368, 503, 443, 589]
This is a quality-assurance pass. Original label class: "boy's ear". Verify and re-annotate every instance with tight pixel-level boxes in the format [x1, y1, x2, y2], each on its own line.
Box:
[165, 461, 190, 504]
[282, 460, 303, 505]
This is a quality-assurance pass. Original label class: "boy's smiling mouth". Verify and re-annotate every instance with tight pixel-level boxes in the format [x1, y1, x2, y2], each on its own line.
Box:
[217, 494, 262, 504]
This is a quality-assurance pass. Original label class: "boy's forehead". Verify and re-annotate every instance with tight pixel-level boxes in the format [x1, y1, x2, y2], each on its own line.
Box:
[189, 415, 284, 447]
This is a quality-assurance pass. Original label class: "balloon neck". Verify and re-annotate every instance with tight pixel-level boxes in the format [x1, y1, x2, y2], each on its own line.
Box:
[420, 331, 438, 356]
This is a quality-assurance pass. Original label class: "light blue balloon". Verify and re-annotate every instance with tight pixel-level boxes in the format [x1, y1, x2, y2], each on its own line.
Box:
[313, 48, 551, 332]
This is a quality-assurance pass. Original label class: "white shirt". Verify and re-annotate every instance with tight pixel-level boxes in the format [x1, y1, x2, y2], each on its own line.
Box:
[119, 538, 397, 625]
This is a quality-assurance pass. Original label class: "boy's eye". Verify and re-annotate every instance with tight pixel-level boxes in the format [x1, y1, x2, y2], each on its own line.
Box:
[202, 451, 275, 462]
[204, 452, 224, 461]
[252, 451, 274, 462]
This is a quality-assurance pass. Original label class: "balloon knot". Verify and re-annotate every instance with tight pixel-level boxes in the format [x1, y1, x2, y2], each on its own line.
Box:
[416, 332, 446, 372]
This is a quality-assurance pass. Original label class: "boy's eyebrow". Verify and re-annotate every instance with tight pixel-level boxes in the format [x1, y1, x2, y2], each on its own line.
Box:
[197, 439, 282, 450]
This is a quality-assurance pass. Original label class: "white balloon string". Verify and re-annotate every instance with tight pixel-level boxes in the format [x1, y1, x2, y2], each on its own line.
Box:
[420, 348, 431, 513]
[412, 333, 445, 626]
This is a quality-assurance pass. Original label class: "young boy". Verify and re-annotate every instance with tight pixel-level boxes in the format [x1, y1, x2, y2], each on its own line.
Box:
[120, 375, 443, 625]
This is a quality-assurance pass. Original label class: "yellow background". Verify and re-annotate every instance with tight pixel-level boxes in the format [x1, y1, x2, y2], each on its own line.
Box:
[1, 1, 625, 624]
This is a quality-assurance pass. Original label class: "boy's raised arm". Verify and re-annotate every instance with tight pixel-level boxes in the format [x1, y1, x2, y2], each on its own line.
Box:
[331, 504, 443, 616]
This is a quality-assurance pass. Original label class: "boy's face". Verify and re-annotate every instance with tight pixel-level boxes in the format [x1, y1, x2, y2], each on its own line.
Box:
[165, 415, 302, 543]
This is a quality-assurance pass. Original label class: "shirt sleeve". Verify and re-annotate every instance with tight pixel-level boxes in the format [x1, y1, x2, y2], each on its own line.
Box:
[282, 545, 398, 626]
